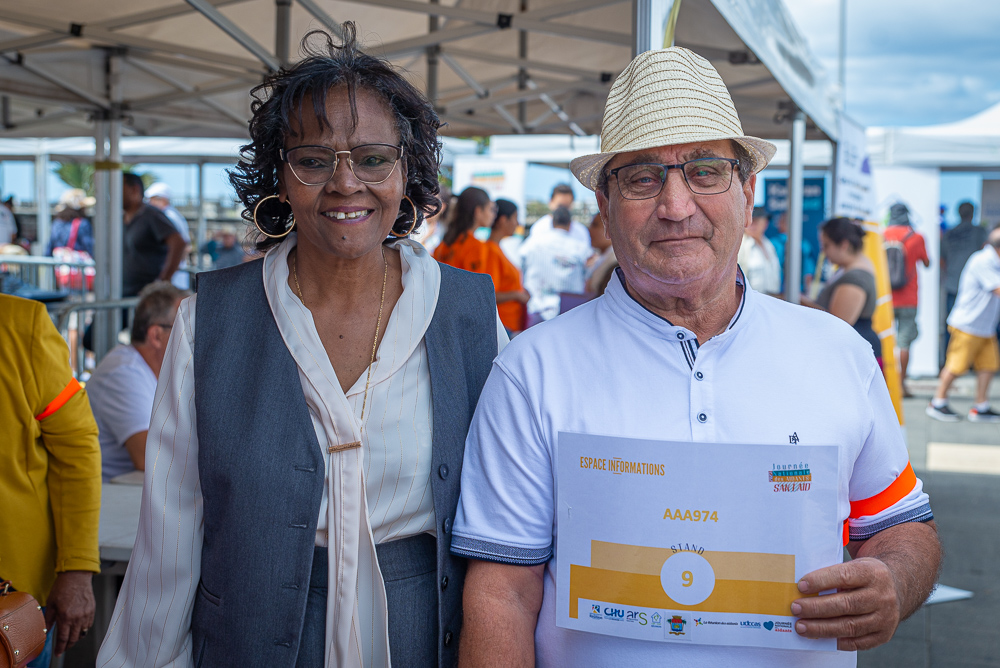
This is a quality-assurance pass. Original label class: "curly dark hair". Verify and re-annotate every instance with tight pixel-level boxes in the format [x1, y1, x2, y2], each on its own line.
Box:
[229, 22, 442, 252]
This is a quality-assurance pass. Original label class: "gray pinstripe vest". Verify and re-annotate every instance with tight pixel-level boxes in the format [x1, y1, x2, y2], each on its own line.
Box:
[191, 257, 496, 667]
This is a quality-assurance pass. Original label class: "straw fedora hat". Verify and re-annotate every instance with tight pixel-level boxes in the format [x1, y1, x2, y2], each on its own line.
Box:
[571, 47, 776, 192]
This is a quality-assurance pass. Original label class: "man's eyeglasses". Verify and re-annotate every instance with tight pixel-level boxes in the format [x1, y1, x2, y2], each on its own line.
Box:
[608, 157, 739, 200]
[280, 144, 403, 186]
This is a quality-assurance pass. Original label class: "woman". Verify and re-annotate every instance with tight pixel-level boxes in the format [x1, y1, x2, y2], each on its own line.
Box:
[434, 187, 529, 333]
[805, 217, 882, 364]
[98, 24, 503, 668]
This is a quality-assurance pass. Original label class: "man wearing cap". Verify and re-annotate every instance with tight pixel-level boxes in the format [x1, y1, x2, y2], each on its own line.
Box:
[146, 182, 192, 290]
[453, 47, 940, 667]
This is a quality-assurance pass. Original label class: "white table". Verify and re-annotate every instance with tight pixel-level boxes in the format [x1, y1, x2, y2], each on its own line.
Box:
[99, 481, 142, 562]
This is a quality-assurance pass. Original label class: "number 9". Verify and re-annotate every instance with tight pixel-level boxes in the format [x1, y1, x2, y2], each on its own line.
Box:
[693, 510, 701, 521]
[682, 570, 694, 587]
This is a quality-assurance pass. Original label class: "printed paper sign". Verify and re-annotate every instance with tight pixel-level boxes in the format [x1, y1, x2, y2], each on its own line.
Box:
[555, 432, 841, 651]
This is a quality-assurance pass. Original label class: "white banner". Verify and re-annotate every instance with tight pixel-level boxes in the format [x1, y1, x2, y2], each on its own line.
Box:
[451, 156, 527, 224]
[555, 432, 841, 652]
[833, 115, 875, 220]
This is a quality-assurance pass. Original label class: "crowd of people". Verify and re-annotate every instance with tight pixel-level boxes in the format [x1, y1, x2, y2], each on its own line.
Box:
[2, 18, 999, 668]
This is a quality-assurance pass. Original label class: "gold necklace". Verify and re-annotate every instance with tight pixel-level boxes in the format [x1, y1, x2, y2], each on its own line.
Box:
[293, 246, 388, 454]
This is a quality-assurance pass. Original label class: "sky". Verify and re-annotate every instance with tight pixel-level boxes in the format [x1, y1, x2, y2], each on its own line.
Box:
[783, 0, 1000, 128]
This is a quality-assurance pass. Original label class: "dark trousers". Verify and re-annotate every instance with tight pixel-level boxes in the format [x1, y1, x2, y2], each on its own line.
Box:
[296, 534, 439, 667]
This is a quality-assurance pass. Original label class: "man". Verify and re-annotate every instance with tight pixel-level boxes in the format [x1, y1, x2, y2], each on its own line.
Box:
[122, 172, 186, 298]
[88, 281, 187, 479]
[941, 201, 988, 356]
[771, 211, 816, 293]
[884, 203, 930, 395]
[520, 184, 591, 257]
[146, 182, 192, 289]
[213, 225, 247, 269]
[453, 47, 939, 667]
[927, 227, 1000, 422]
[1, 294, 100, 664]
[738, 206, 781, 296]
[521, 206, 592, 324]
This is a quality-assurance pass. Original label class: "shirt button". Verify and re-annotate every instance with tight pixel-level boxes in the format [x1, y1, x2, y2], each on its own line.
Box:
[441, 575, 449, 590]
[676, 332, 684, 339]
[439, 464, 450, 480]
[444, 631, 453, 647]
[697, 412, 708, 423]
[443, 517, 452, 534]
[695, 371, 704, 380]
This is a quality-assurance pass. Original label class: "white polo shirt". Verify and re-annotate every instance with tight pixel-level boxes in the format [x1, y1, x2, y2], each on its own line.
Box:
[947, 246, 1000, 338]
[87, 344, 158, 480]
[452, 269, 931, 668]
[521, 227, 594, 321]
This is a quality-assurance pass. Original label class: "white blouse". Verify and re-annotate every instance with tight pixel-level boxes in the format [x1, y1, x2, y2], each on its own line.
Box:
[97, 236, 506, 668]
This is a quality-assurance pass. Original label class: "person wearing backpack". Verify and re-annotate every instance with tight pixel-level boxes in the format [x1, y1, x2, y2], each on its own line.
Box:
[884, 203, 929, 396]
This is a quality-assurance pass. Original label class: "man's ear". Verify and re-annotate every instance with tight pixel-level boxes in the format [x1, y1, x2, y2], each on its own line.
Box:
[596, 189, 612, 239]
[742, 173, 757, 232]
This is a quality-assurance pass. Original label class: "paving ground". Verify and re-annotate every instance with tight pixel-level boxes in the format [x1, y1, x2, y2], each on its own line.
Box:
[859, 375, 1000, 668]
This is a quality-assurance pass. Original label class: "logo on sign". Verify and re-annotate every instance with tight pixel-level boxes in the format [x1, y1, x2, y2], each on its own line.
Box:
[769, 461, 811, 492]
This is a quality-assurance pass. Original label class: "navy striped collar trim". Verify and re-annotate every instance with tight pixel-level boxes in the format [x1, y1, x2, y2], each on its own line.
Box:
[613, 266, 748, 335]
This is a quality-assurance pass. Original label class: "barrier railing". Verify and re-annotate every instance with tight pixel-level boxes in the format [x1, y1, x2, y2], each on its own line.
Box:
[54, 298, 140, 378]
[0, 254, 94, 299]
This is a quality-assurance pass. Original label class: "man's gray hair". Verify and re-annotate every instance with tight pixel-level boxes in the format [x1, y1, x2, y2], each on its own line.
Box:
[988, 225, 1000, 249]
[131, 281, 188, 343]
[596, 139, 754, 196]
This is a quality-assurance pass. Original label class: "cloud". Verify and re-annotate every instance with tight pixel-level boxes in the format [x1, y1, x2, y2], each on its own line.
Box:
[783, 0, 1000, 127]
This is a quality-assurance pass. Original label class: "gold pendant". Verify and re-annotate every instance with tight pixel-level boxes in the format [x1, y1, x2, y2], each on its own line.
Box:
[328, 441, 362, 454]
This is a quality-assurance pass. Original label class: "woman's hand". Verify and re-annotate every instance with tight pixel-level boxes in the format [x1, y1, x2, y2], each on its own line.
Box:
[45, 570, 95, 655]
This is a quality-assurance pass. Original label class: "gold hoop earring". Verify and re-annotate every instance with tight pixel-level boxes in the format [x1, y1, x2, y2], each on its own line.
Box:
[389, 195, 419, 238]
[253, 195, 295, 239]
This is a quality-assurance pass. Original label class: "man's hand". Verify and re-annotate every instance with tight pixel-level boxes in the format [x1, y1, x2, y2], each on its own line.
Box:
[793, 520, 940, 652]
[791, 558, 899, 650]
[45, 571, 95, 655]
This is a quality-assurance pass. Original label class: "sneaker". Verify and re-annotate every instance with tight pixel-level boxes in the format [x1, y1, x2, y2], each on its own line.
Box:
[926, 403, 961, 422]
[968, 407, 1000, 423]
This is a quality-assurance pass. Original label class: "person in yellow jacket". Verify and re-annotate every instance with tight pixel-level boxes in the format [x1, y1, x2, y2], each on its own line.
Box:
[0, 294, 101, 662]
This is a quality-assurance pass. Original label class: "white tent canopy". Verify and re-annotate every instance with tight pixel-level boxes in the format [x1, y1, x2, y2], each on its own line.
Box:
[868, 101, 1000, 168]
[1, 0, 837, 141]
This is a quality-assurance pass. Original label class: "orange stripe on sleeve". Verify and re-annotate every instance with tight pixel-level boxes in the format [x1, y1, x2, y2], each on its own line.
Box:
[850, 462, 917, 519]
[35, 378, 83, 421]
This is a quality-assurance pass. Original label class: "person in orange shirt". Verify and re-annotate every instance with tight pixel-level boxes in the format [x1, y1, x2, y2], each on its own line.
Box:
[433, 187, 529, 332]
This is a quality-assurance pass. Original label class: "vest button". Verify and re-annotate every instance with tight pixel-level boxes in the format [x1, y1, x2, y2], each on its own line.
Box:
[695, 371, 704, 380]
[443, 517, 452, 534]
[444, 631, 453, 647]
[439, 464, 450, 480]
[441, 575, 449, 590]
[697, 412, 708, 423]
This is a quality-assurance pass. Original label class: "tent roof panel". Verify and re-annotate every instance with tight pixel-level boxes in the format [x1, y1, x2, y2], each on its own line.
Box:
[0, 0, 836, 143]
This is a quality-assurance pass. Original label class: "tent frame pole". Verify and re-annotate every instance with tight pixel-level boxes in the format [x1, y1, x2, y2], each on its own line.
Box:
[786, 108, 806, 304]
